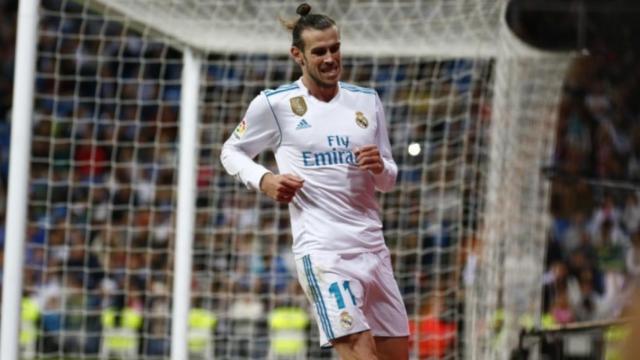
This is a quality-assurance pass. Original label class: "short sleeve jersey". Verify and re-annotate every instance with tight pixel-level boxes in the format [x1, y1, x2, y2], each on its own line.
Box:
[221, 79, 397, 256]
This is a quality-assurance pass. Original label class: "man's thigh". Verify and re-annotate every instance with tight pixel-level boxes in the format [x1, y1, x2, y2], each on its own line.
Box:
[364, 249, 410, 338]
[374, 336, 409, 360]
[332, 330, 378, 360]
[295, 252, 370, 347]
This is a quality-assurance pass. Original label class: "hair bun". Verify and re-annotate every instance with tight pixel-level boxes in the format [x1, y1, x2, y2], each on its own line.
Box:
[296, 3, 311, 17]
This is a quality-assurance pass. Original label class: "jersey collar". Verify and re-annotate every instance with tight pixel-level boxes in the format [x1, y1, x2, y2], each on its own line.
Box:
[296, 78, 341, 103]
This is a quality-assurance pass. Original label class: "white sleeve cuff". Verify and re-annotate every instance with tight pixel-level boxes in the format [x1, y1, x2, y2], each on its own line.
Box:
[372, 159, 397, 192]
[239, 165, 271, 191]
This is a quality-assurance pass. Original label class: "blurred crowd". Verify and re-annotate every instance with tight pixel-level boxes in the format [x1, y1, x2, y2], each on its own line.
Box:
[541, 49, 640, 357]
[0, 0, 638, 359]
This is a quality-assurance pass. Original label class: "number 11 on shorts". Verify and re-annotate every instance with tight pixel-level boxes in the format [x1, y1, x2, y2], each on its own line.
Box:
[328, 280, 357, 309]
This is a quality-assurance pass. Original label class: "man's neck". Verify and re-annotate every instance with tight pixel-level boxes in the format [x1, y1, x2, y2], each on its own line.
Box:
[302, 76, 338, 102]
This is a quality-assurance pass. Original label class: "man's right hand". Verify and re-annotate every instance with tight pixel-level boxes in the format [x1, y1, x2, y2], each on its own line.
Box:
[259, 173, 304, 203]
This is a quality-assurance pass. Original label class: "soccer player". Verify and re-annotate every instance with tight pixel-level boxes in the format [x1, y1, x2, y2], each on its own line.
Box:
[220, 3, 409, 359]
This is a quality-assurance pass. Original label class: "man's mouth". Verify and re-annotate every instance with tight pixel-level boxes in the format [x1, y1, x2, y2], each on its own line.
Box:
[322, 66, 339, 76]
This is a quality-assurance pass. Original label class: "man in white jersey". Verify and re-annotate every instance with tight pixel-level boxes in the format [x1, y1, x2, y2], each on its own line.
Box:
[220, 3, 409, 359]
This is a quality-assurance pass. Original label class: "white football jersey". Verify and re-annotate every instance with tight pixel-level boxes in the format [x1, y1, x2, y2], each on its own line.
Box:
[221, 79, 397, 256]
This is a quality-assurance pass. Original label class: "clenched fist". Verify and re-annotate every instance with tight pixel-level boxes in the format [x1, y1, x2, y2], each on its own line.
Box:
[355, 145, 384, 174]
[259, 173, 304, 203]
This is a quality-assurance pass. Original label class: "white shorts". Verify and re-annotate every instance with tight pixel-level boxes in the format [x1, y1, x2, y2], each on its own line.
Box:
[295, 247, 409, 347]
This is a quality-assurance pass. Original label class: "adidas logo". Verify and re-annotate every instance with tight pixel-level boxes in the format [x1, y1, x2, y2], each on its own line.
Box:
[295, 119, 311, 130]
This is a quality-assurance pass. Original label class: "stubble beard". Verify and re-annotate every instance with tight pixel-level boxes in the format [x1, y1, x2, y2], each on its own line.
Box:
[303, 55, 340, 89]
[308, 66, 341, 89]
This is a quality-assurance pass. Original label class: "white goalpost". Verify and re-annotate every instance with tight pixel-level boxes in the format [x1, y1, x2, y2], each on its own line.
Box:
[1, 0, 39, 358]
[171, 47, 201, 360]
[2, 0, 571, 359]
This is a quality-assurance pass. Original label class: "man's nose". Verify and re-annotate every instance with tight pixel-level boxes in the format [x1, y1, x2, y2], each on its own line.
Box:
[323, 53, 335, 63]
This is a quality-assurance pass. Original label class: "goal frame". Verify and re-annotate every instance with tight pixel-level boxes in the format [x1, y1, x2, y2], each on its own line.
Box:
[1, 1, 40, 358]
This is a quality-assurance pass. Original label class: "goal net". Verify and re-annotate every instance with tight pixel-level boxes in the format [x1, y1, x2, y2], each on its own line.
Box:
[16, 0, 569, 359]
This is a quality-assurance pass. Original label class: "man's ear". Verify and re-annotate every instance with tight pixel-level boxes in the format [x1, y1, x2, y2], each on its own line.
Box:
[290, 46, 304, 66]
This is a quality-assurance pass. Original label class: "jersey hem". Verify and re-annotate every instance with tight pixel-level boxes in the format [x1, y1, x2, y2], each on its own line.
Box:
[293, 244, 388, 260]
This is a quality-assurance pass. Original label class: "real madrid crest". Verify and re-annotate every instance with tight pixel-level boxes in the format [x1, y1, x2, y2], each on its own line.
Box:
[339, 311, 354, 330]
[290, 96, 307, 116]
[355, 111, 368, 129]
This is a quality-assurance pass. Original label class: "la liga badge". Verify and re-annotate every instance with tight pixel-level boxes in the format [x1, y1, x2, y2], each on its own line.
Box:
[234, 119, 248, 138]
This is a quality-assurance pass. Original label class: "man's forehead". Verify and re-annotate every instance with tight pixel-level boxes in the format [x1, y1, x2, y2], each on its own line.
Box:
[301, 27, 340, 48]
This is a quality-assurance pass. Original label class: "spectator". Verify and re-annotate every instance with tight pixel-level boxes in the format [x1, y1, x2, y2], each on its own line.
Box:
[567, 269, 601, 321]
[409, 293, 456, 359]
[626, 231, 640, 281]
[622, 193, 640, 234]
[550, 286, 574, 325]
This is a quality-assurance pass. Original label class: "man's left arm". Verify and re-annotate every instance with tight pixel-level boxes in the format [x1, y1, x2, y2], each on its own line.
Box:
[355, 94, 398, 192]
[371, 94, 397, 192]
